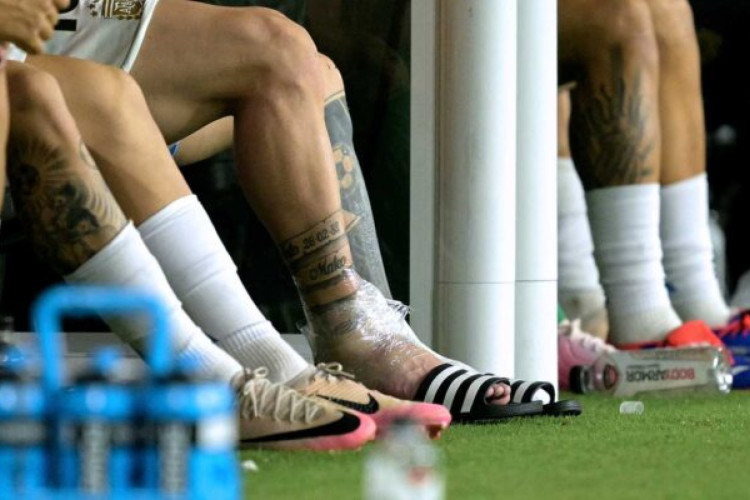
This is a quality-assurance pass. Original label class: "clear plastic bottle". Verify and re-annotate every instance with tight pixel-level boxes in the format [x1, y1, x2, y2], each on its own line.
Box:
[570, 346, 732, 397]
[364, 418, 444, 500]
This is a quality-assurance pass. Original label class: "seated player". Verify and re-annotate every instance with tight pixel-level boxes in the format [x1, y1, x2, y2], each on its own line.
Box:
[7, 52, 463, 448]
[21, 1, 577, 419]
[21, 50, 451, 435]
[558, 0, 750, 371]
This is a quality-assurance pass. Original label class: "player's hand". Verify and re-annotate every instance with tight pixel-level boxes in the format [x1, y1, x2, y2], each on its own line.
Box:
[0, 0, 71, 54]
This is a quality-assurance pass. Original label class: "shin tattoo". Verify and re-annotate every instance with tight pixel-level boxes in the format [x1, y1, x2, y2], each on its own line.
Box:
[570, 48, 656, 189]
[324, 93, 392, 298]
[8, 138, 126, 274]
[280, 210, 358, 309]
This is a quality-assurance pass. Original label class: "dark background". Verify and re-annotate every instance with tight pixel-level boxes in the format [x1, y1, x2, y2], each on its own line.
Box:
[1, 0, 749, 332]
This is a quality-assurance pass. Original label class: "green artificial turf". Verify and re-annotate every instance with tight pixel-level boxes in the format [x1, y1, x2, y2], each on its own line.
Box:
[240, 392, 750, 499]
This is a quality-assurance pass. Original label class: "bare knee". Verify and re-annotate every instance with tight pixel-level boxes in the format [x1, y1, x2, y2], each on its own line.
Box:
[84, 64, 149, 130]
[647, 0, 697, 55]
[7, 63, 66, 121]
[226, 8, 324, 99]
[576, 0, 659, 75]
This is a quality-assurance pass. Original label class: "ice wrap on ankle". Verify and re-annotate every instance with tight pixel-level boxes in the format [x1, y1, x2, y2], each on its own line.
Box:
[299, 268, 425, 375]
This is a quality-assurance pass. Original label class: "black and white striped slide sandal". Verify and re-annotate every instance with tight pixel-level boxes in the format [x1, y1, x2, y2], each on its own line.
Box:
[509, 380, 582, 417]
[413, 364, 543, 423]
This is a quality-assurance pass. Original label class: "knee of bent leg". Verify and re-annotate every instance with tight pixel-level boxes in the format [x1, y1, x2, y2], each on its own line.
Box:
[228, 8, 323, 96]
[7, 64, 66, 120]
[85, 64, 149, 127]
[583, 0, 659, 72]
[650, 0, 697, 53]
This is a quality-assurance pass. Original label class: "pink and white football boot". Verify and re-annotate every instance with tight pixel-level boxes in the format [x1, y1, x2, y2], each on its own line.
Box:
[558, 319, 616, 390]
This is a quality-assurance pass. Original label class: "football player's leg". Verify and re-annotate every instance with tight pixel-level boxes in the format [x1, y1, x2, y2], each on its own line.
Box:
[27, 54, 308, 383]
[645, 0, 731, 327]
[131, 2, 505, 403]
[5, 60, 241, 380]
[560, 0, 682, 346]
[557, 88, 609, 339]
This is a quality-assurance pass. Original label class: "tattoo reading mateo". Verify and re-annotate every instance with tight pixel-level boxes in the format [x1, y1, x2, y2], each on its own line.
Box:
[281, 210, 358, 306]
[570, 48, 656, 190]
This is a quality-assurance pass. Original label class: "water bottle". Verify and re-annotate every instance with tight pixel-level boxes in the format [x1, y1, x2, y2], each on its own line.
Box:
[0, 346, 49, 495]
[142, 359, 239, 500]
[570, 347, 733, 397]
[57, 347, 138, 495]
[364, 418, 444, 500]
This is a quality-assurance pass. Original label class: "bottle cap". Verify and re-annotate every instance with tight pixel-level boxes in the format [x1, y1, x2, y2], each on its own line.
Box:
[569, 366, 586, 394]
[619, 401, 644, 415]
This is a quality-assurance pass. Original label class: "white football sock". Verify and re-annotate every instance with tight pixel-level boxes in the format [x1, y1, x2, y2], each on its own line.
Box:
[557, 158, 607, 320]
[661, 174, 730, 327]
[731, 269, 750, 310]
[138, 195, 308, 383]
[586, 184, 682, 345]
[65, 223, 242, 381]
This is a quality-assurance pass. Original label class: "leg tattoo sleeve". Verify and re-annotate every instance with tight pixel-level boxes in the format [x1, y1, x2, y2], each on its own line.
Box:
[324, 93, 393, 298]
[8, 138, 127, 274]
[570, 48, 656, 190]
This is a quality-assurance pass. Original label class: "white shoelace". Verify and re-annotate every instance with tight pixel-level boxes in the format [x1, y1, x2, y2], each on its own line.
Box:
[237, 368, 323, 424]
[312, 362, 356, 383]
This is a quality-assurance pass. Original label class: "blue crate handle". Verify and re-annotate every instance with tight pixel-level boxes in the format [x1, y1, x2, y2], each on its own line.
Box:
[31, 285, 172, 391]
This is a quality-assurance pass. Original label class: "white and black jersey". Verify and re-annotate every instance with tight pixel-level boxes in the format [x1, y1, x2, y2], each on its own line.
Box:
[9, 0, 159, 71]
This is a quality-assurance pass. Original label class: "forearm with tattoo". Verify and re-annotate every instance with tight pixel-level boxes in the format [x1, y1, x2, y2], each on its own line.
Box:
[8, 137, 126, 274]
[570, 48, 656, 190]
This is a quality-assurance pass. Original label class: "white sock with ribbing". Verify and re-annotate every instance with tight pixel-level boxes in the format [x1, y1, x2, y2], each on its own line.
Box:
[65, 223, 242, 381]
[138, 195, 309, 383]
[586, 184, 682, 345]
[557, 158, 607, 322]
[661, 174, 730, 327]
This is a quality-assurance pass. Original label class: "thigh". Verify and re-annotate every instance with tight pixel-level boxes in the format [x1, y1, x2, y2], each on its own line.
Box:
[558, 0, 597, 84]
[130, 0, 286, 142]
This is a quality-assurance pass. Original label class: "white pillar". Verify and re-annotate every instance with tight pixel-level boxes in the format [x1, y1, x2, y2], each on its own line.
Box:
[435, 0, 518, 375]
[514, 0, 558, 388]
[409, 0, 439, 347]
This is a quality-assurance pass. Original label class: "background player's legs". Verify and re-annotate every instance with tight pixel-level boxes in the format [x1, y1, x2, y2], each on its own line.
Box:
[27, 54, 308, 383]
[561, 0, 682, 346]
[557, 88, 608, 339]
[5, 61, 242, 380]
[645, 0, 731, 327]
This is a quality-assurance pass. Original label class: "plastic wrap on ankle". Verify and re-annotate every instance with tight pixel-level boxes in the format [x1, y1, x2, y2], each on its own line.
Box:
[299, 269, 427, 371]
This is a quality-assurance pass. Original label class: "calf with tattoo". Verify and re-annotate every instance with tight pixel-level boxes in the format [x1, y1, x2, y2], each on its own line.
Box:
[0, 0, 70, 210]
[4, 58, 390, 449]
[558, 0, 741, 352]
[9, 0, 574, 419]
